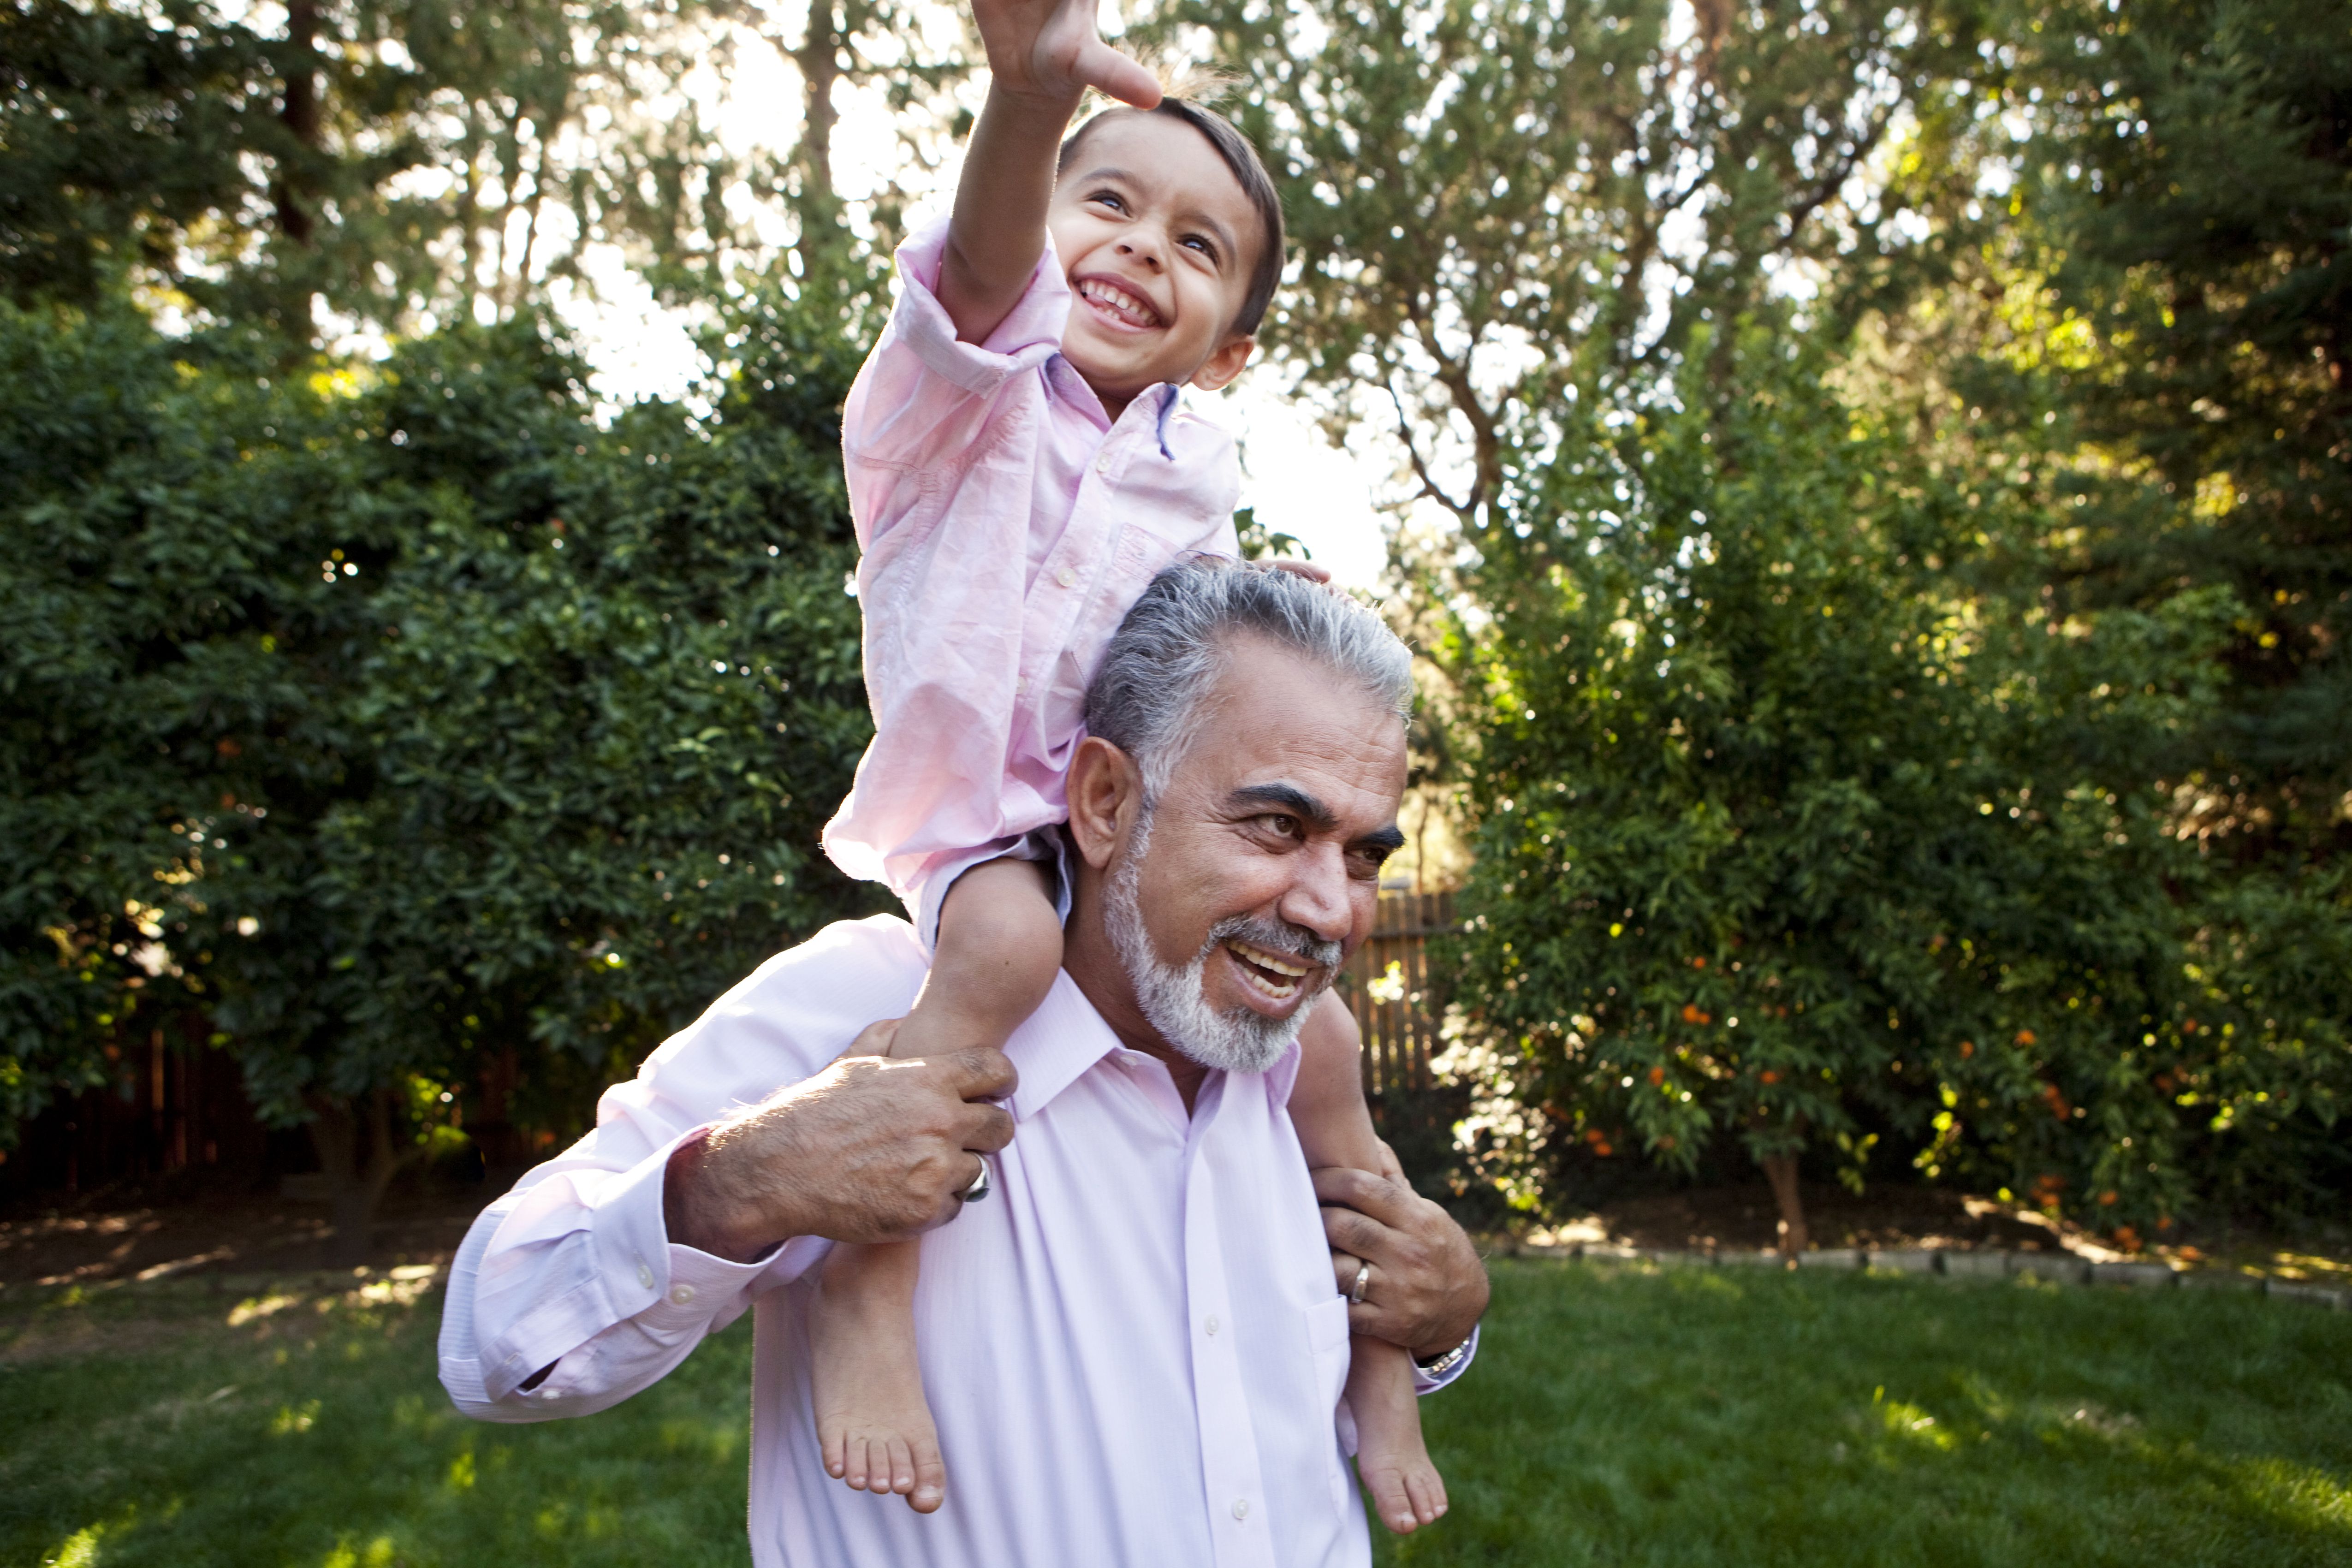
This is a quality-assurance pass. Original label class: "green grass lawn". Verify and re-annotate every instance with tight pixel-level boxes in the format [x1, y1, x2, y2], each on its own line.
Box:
[2, 1259, 2346, 1567]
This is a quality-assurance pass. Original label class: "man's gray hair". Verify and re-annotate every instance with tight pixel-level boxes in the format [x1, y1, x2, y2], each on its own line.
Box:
[1085, 558, 1414, 801]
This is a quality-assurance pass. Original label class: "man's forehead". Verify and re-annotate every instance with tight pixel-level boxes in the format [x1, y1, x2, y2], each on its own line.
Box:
[1184, 640, 1408, 810]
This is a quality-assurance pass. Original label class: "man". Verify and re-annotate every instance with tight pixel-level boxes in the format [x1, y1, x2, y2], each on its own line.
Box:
[437, 561, 1489, 1567]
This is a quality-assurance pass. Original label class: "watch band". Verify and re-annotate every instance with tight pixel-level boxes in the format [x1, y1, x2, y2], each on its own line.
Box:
[1414, 1333, 1474, 1378]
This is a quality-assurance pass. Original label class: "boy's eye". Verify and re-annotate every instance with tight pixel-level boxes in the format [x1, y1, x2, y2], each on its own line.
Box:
[1089, 190, 1126, 212]
[1182, 234, 1220, 262]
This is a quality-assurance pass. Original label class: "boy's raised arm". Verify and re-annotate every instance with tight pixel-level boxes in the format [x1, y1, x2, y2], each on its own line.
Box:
[938, 0, 1159, 345]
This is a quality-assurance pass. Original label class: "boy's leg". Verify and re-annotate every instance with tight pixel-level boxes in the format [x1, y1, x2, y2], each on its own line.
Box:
[888, 855, 1064, 1059]
[1294, 993, 1449, 1532]
[808, 854, 1064, 1513]
[810, 1240, 942, 1509]
[1345, 1336, 1447, 1532]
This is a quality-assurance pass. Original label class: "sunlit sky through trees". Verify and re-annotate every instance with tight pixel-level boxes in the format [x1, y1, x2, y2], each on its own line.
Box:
[275, 0, 1400, 585]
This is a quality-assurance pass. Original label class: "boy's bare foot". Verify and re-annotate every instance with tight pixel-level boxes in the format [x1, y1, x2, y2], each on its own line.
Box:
[1355, 1438, 1448, 1535]
[809, 1241, 946, 1513]
[1348, 1338, 1448, 1533]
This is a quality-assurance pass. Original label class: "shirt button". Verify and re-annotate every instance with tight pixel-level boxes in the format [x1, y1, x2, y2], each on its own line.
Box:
[1232, 1498, 1250, 1521]
[1054, 565, 1079, 588]
[1204, 1314, 1219, 1336]
[537, 1387, 561, 1402]
[669, 1283, 697, 1306]
[1094, 452, 1113, 475]
[636, 1261, 655, 1290]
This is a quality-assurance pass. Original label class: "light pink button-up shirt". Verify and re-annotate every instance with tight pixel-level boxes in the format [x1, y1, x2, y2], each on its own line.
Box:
[437, 915, 1473, 1568]
[821, 224, 1242, 908]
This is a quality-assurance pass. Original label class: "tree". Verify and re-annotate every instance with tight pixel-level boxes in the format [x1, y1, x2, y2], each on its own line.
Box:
[0, 296, 878, 1255]
[1437, 320, 2289, 1251]
[1140, 0, 1993, 529]
[2001, 0, 2352, 851]
[2, 0, 867, 339]
[1143, 0, 2350, 1237]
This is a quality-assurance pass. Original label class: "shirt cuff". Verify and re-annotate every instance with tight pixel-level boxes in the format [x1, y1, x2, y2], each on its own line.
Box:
[1411, 1322, 1480, 1396]
[889, 221, 1071, 395]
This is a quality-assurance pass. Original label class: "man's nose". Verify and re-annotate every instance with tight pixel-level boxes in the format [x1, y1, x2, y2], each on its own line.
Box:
[1275, 843, 1356, 948]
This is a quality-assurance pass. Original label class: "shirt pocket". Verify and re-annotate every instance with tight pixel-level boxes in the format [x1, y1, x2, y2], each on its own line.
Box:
[1307, 1294, 1358, 1511]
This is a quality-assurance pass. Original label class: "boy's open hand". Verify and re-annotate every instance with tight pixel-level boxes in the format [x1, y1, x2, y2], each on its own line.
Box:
[972, 0, 1161, 109]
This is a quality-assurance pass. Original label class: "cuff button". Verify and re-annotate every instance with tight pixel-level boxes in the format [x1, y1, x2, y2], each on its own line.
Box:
[669, 1283, 698, 1306]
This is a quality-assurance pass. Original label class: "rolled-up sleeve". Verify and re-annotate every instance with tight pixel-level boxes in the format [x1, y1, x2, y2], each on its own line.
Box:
[437, 916, 928, 1421]
[839, 222, 1073, 548]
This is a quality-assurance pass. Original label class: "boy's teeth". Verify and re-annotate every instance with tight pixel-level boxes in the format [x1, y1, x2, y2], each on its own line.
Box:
[1081, 279, 1159, 326]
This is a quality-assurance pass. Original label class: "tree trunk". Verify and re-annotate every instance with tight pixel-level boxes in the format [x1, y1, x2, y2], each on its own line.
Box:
[787, 0, 852, 279]
[272, 0, 321, 244]
[1760, 1152, 1809, 1260]
[310, 1087, 413, 1269]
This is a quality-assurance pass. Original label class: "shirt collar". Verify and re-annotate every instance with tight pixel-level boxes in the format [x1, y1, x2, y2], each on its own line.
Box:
[1003, 970, 1122, 1122]
[1040, 360, 1187, 458]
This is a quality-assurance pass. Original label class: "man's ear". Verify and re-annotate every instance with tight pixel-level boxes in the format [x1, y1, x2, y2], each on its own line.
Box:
[1189, 333, 1255, 392]
[1066, 736, 1142, 869]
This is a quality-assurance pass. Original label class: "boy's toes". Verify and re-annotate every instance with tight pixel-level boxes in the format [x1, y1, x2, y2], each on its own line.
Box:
[853, 1436, 888, 1495]
[909, 1442, 948, 1513]
[1364, 1471, 1419, 1534]
[886, 1435, 918, 1497]
[1407, 1468, 1448, 1526]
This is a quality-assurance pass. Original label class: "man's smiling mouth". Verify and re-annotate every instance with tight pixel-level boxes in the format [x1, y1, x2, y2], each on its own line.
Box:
[1077, 276, 1164, 330]
[1223, 936, 1315, 1002]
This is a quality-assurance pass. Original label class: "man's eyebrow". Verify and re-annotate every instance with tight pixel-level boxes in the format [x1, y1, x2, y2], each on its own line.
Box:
[1229, 782, 1335, 828]
[1229, 784, 1406, 855]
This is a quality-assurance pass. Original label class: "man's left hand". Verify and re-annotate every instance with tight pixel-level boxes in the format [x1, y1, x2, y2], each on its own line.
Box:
[1318, 1152, 1489, 1361]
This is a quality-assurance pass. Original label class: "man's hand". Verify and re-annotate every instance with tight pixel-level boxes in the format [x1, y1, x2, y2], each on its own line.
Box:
[970, 0, 1160, 108]
[665, 1022, 1017, 1263]
[1319, 1154, 1489, 1361]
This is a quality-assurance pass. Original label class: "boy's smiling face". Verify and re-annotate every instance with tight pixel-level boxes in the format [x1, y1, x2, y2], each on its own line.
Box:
[1047, 113, 1264, 416]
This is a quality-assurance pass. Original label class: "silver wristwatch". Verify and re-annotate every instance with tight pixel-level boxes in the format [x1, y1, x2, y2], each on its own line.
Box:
[1414, 1333, 1474, 1379]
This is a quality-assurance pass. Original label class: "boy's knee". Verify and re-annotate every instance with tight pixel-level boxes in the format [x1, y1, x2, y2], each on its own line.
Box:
[1303, 990, 1362, 1053]
[938, 857, 1062, 958]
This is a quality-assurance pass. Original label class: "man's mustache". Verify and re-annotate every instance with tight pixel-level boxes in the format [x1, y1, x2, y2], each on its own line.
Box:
[1200, 914, 1343, 976]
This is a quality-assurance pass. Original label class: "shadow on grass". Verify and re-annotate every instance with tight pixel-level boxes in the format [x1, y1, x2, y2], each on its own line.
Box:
[2, 1261, 2346, 1566]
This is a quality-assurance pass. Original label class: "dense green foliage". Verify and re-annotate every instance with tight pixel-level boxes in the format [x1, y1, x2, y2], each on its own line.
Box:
[3, 1264, 2346, 1563]
[4, 0, 2344, 1242]
[1166, 0, 2351, 1235]
[0, 297, 877, 1224]
[1444, 322, 2347, 1235]
[0, 0, 787, 333]
[2002, 0, 2352, 831]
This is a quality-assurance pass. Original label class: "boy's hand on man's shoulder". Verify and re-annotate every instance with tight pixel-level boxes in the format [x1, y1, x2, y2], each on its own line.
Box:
[971, 0, 1160, 109]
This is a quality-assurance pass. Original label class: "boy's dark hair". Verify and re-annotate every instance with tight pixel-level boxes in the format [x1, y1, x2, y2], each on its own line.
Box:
[1057, 97, 1287, 339]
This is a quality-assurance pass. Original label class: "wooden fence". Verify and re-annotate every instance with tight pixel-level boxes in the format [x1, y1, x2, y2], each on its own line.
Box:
[1329, 891, 1461, 1095]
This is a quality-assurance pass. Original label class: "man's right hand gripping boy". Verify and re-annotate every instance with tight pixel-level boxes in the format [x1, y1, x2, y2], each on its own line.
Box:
[807, 0, 1449, 1534]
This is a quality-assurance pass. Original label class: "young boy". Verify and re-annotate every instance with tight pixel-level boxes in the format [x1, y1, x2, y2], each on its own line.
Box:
[811, 0, 1446, 1535]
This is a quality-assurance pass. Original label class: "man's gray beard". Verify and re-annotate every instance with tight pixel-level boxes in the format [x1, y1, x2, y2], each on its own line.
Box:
[1101, 819, 1345, 1075]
